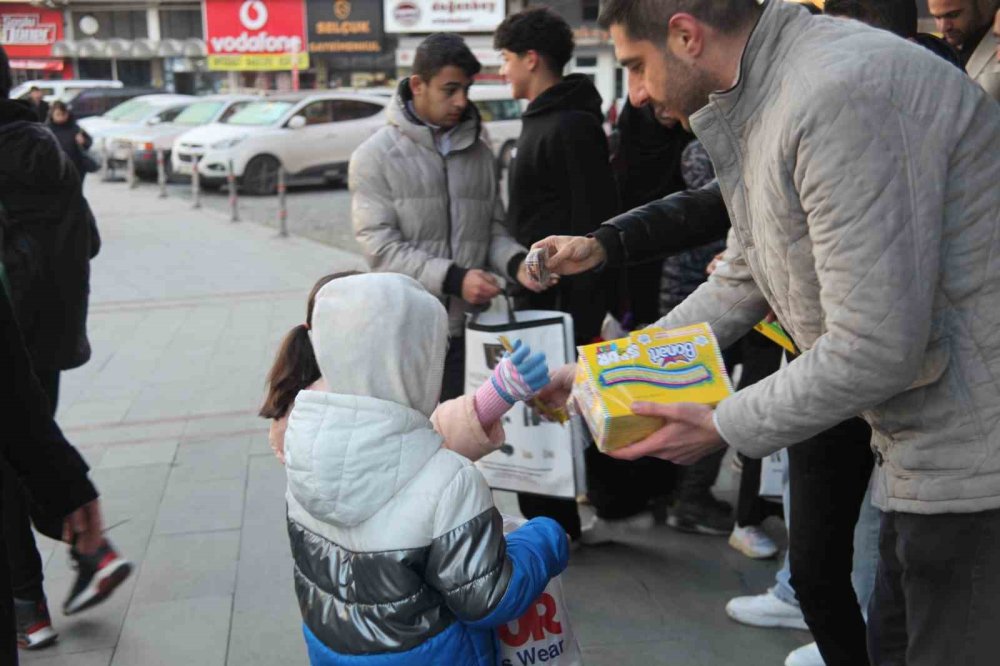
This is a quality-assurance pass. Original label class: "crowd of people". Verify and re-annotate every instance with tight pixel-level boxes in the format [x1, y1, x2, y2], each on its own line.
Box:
[2, 0, 1000, 665]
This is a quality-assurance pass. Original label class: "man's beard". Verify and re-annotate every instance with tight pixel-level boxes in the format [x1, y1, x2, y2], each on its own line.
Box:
[660, 47, 717, 122]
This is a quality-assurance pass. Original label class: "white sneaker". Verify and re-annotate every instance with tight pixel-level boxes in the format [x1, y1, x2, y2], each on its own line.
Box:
[725, 589, 808, 630]
[580, 511, 655, 545]
[729, 525, 779, 559]
[785, 642, 825, 666]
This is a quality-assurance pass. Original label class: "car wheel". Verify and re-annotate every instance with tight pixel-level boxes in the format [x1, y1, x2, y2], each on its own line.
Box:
[242, 155, 281, 196]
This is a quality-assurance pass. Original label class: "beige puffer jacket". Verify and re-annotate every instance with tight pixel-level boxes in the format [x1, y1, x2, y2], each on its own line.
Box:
[659, 0, 1000, 514]
[350, 80, 525, 337]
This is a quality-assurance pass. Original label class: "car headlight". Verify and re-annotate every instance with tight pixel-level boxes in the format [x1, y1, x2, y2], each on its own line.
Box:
[210, 137, 246, 150]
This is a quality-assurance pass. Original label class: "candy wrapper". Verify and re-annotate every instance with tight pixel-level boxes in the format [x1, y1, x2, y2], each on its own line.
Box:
[525, 247, 551, 285]
[571, 323, 733, 453]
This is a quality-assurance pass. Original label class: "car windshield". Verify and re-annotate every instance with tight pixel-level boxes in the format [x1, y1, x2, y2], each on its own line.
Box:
[226, 102, 292, 126]
[174, 101, 224, 126]
[106, 100, 155, 122]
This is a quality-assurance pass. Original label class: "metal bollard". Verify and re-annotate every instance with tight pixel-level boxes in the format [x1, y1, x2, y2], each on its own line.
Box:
[126, 142, 138, 189]
[100, 143, 112, 182]
[227, 160, 239, 222]
[277, 166, 289, 238]
[157, 149, 167, 198]
[191, 156, 202, 209]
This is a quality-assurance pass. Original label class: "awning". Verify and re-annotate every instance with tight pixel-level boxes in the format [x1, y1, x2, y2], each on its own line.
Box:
[182, 38, 206, 57]
[52, 40, 78, 58]
[48, 38, 207, 60]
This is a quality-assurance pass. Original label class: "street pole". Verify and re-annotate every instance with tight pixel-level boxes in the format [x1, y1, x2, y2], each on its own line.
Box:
[227, 159, 239, 222]
[100, 143, 111, 182]
[157, 149, 167, 198]
[277, 166, 288, 237]
[191, 156, 202, 209]
[127, 142, 138, 189]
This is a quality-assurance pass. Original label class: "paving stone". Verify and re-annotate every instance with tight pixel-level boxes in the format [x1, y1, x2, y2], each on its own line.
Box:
[154, 477, 246, 535]
[132, 531, 240, 604]
[111, 596, 232, 666]
[171, 436, 253, 483]
[98, 440, 178, 470]
[20, 648, 114, 666]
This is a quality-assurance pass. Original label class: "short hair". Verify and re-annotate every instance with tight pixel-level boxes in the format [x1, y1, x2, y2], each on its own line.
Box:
[29, 85, 41, 92]
[412, 33, 481, 82]
[825, 0, 917, 37]
[599, 0, 761, 42]
[0, 46, 11, 99]
[494, 8, 575, 74]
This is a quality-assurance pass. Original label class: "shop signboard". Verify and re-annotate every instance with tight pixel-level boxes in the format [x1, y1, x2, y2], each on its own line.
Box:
[384, 0, 505, 33]
[1, 3, 63, 58]
[307, 0, 383, 56]
[204, 0, 309, 71]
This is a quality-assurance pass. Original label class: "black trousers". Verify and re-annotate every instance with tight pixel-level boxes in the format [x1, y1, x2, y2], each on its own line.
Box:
[868, 507, 1000, 666]
[440, 337, 466, 402]
[735, 453, 784, 527]
[787, 416, 873, 666]
[3, 368, 60, 603]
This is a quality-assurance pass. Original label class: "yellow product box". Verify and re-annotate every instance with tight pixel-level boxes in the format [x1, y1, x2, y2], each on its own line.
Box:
[753, 319, 798, 354]
[572, 323, 733, 453]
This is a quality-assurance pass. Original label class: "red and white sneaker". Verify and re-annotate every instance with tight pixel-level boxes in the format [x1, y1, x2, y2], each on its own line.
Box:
[63, 540, 133, 616]
[15, 598, 58, 650]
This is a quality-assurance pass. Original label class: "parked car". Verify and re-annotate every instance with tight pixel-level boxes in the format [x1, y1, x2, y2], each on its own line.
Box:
[69, 86, 162, 120]
[80, 94, 196, 158]
[109, 94, 258, 180]
[9, 79, 122, 104]
[470, 85, 525, 171]
[172, 92, 388, 195]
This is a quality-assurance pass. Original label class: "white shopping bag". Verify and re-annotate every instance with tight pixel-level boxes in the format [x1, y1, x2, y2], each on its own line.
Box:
[466, 309, 586, 498]
[759, 448, 787, 500]
[498, 516, 582, 666]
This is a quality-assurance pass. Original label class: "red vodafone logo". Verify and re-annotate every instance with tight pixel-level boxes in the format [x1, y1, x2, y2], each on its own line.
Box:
[239, 0, 268, 30]
[205, 0, 306, 55]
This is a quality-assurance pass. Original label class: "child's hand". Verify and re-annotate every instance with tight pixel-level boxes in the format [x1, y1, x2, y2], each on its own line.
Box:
[492, 340, 550, 404]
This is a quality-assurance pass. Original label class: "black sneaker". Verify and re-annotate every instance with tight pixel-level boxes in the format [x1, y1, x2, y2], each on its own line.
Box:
[63, 541, 133, 616]
[667, 497, 734, 536]
[14, 597, 58, 650]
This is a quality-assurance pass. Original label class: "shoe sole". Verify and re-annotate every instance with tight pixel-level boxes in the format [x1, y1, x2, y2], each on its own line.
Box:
[726, 607, 809, 631]
[667, 515, 731, 537]
[64, 560, 133, 616]
[18, 626, 58, 650]
[728, 533, 779, 560]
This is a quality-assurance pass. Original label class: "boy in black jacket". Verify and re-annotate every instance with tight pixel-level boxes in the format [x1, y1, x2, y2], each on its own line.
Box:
[495, 7, 620, 541]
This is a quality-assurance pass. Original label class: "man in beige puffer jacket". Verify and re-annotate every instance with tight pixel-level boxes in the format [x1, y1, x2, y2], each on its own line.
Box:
[536, 1, 1000, 663]
[351, 34, 545, 400]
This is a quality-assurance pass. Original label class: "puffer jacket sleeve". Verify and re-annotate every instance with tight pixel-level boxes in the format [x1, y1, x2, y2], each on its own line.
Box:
[487, 188, 527, 283]
[431, 395, 505, 462]
[424, 465, 568, 624]
[715, 85, 949, 457]
[655, 228, 771, 350]
[349, 141, 454, 297]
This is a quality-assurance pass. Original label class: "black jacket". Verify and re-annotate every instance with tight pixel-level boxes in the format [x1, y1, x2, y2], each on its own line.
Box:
[47, 116, 94, 178]
[0, 100, 100, 371]
[507, 75, 619, 343]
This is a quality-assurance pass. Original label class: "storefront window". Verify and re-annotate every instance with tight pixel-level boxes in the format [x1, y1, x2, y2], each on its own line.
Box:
[160, 10, 203, 40]
[73, 11, 148, 39]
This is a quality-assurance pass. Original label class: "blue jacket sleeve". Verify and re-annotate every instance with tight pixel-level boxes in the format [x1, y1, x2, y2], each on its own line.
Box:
[464, 517, 569, 629]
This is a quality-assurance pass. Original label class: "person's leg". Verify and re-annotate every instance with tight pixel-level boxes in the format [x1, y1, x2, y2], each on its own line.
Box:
[439, 337, 466, 402]
[880, 509, 1000, 666]
[0, 510, 16, 665]
[736, 454, 767, 527]
[771, 462, 798, 605]
[3, 462, 44, 603]
[851, 473, 881, 618]
[787, 417, 873, 666]
[867, 511, 907, 666]
[668, 448, 732, 535]
[585, 445, 670, 520]
[517, 494, 581, 540]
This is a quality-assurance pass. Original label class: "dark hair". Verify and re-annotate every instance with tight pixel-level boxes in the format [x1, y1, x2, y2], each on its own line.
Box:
[259, 271, 361, 420]
[29, 85, 41, 92]
[825, 0, 917, 37]
[49, 100, 69, 121]
[0, 46, 11, 99]
[412, 33, 481, 82]
[494, 8, 575, 74]
[599, 0, 761, 42]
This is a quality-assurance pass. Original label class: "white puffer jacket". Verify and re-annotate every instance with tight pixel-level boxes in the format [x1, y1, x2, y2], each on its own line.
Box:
[660, 0, 1000, 514]
[350, 80, 526, 337]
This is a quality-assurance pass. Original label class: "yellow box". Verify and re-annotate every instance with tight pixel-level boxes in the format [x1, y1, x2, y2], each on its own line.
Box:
[572, 323, 733, 452]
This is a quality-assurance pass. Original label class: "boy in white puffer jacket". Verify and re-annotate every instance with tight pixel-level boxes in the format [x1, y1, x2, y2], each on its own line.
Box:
[282, 272, 568, 665]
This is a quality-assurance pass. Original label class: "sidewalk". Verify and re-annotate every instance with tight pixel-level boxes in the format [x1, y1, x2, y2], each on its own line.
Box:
[21, 180, 808, 665]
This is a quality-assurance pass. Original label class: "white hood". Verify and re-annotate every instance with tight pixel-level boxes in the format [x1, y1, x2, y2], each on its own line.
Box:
[284, 273, 451, 526]
[310, 273, 448, 417]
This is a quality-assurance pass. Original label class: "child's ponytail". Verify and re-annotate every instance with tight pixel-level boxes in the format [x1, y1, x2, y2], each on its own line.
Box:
[259, 271, 361, 420]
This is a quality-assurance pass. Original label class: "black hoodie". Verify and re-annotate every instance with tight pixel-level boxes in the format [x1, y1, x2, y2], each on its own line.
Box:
[507, 74, 619, 343]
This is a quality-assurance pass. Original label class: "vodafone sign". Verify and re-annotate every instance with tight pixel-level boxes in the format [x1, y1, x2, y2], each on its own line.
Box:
[204, 0, 309, 71]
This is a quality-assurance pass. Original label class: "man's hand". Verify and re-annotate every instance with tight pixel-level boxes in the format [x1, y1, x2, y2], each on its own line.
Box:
[706, 251, 726, 276]
[535, 363, 577, 418]
[63, 498, 104, 555]
[462, 269, 503, 305]
[515, 259, 559, 293]
[532, 236, 607, 276]
[608, 402, 725, 465]
[75, 133, 87, 147]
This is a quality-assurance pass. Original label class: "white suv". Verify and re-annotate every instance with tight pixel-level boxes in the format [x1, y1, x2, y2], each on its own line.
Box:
[172, 92, 388, 195]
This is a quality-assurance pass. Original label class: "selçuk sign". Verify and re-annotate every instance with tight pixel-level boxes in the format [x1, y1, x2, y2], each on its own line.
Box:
[204, 0, 309, 71]
[307, 0, 384, 57]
